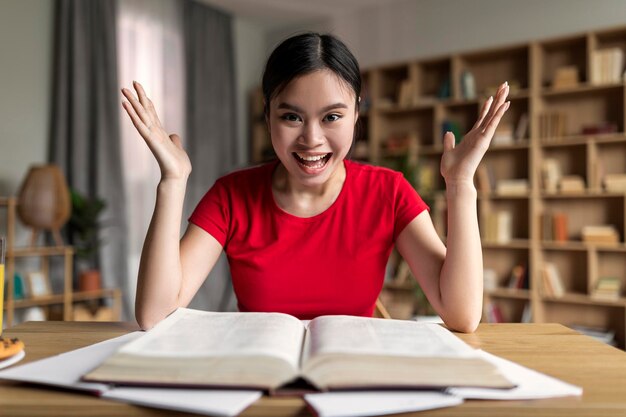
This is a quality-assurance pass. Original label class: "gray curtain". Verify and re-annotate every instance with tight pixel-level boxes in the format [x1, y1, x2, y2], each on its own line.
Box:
[183, 0, 238, 312]
[49, 0, 130, 317]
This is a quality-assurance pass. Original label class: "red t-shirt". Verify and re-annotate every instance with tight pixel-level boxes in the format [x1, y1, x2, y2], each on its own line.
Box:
[189, 159, 428, 319]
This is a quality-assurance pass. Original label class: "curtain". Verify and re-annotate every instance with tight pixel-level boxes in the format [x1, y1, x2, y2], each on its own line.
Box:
[183, 0, 238, 312]
[49, 0, 129, 317]
[116, 0, 186, 316]
[116, 0, 238, 314]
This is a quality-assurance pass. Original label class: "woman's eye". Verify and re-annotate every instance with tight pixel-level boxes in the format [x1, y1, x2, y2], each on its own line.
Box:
[324, 114, 342, 122]
[281, 113, 301, 122]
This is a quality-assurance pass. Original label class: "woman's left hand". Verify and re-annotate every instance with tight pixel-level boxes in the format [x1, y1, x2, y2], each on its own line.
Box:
[440, 82, 510, 186]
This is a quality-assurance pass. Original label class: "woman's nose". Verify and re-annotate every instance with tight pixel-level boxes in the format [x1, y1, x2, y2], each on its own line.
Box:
[299, 121, 325, 146]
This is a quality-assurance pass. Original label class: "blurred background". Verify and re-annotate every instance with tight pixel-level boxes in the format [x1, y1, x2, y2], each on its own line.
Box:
[2, 0, 626, 347]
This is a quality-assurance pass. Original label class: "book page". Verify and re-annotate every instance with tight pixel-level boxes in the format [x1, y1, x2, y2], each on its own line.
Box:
[303, 315, 479, 363]
[120, 308, 305, 369]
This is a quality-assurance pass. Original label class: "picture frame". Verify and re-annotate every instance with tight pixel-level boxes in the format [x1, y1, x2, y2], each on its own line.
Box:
[26, 271, 52, 298]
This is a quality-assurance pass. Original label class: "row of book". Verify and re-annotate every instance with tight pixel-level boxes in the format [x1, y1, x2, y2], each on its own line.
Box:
[481, 211, 512, 243]
[590, 48, 625, 85]
[542, 262, 624, 300]
[484, 301, 531, 324]
[541, 212, 568, 241]
[591, 276, 623, 301]
[483, 264, 529, 291]
[541, 262, 565, 298]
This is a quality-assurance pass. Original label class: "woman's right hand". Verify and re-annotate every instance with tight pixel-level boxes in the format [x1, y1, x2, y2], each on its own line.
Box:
[121, 81, 192, 182]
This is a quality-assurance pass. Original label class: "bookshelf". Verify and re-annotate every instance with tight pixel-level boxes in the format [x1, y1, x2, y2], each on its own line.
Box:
[249, 26, 626, 347]
[1, 197, 122, 327]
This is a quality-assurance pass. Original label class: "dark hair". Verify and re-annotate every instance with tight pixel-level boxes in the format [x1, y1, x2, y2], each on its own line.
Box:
[262, 32, 363, 146]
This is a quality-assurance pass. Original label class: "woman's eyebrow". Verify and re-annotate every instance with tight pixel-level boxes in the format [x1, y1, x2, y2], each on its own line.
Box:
[277, 102, 348, 113]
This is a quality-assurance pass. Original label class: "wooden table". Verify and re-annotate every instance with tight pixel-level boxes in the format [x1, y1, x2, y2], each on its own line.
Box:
[1, 322, 626, 416]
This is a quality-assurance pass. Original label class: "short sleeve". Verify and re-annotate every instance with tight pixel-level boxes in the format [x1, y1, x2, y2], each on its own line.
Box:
[393, 174, 430, 242]
[188, 178, 230, 247]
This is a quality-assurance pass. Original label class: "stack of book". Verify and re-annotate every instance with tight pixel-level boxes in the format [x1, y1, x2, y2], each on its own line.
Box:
[541, 262, 565, 298]
[581, 225, 620, 245]
[558, 175, 585, 194]
[570, 324, 617, 346]
[591, 277, 622, 301]
[495, 179, 529, 196]
[604, 173, 626, 192]
[541, 158, 562, 193]
[541, 212, 569, 242]
[482, 211, 512, 243]
[590, 48, 624, 85]
[538, 111, 567, 140]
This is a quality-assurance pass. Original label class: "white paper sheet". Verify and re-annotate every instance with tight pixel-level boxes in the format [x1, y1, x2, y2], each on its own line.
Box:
[0, 332, 263, 417]
[0, 332, 139, 393]
[103, 387, 261, 417]
[448, 350, 583, 399]
[304, 391, 462, 417]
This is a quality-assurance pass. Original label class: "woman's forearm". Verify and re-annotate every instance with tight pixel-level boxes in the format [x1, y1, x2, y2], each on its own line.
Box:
[439, 180, 483, 332]
[135, 178, 187, 329]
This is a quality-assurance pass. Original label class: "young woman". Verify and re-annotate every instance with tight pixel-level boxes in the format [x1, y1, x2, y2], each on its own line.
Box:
[122, 33, 510, 332]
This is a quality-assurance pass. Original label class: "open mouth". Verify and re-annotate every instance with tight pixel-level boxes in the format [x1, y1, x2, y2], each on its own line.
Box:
[292, 152, 332, 170]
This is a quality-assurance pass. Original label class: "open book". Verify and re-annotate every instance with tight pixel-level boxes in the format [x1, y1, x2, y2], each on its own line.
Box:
[83, 308, 514, 391]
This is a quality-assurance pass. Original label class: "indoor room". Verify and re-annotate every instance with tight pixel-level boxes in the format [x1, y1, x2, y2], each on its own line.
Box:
[2, 0, 626, 415]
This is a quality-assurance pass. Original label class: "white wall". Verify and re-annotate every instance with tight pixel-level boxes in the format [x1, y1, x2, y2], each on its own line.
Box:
[268, 0, 626, 69]
[0, 0, 53, 196]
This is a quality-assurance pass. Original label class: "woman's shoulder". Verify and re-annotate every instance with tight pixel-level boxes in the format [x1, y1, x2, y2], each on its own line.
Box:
[346, 159, 403, 183]
[216, 160, 276, 186]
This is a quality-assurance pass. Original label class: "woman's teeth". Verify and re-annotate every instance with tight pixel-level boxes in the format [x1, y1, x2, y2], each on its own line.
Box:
[294, 152, 331, 169]
[296, 153, 328, 161]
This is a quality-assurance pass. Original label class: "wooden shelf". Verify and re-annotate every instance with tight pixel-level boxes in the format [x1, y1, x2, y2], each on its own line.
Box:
[482, 239, 531, 249]
[486, 288, 531, 300]
[0, 196, 122, 325]
[541, 82, 624, 97]
[543, 292, 626, 307]
[249, 25, 626, 347]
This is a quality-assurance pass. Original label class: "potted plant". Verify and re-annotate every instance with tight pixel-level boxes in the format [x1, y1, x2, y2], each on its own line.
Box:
[68, 189, 106, 292]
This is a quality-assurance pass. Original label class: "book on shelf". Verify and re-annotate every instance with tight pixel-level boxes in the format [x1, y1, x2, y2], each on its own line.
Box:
[541, 212, 569, 242]
[541, 158, 562, 193]
[495, 178, 529, 195]
[521, 303, 532, 324]
[538, 111, 567, 140]
[590, 48, 624, 85]
[492, 122, 514, 145]
[591, 276, 622, 301]
[485, 302, 504, 324]
[581, 225, 620, 245]
[552, 66, 580, 89]
[483, 268, 498, 291]
[482, 210, 512, 243]
[541, 262, 565, 298]
[603, 173, 626, 192]
[558, 175, 585, 194]
[83, 308, 515, 391]
[581, 121, 618, 135]
[507, 264, 528, 290]
[514, 113, 529, 141]
[460, 70, 476, 100]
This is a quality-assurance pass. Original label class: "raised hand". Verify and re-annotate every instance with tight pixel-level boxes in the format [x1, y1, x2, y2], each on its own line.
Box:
[121, 81, 192, 182]
[440, 82, 510, 186]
